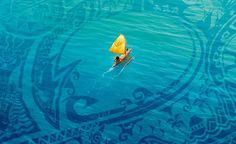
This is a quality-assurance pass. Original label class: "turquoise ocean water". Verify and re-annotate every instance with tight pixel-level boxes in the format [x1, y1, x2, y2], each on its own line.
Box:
[0, 0, 236, 143]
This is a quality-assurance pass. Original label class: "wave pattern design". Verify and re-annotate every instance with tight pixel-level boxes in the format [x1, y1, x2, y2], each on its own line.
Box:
[0, 0, 235, 143]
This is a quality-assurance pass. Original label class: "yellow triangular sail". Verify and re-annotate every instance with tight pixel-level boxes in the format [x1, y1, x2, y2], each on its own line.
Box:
[109, 34, 126, 54]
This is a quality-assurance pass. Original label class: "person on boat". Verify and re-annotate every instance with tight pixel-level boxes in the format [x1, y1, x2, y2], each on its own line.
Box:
[113, 48, 132, 67]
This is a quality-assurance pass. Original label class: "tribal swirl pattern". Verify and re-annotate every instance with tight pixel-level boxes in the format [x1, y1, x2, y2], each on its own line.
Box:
[0, 0, 235, 143]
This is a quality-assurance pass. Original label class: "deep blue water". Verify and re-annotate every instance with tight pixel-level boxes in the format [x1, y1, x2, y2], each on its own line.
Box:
[0, 0, 236, 144]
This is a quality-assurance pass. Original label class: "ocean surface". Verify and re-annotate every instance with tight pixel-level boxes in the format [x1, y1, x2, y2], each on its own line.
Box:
[0, 0, 236, 143]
